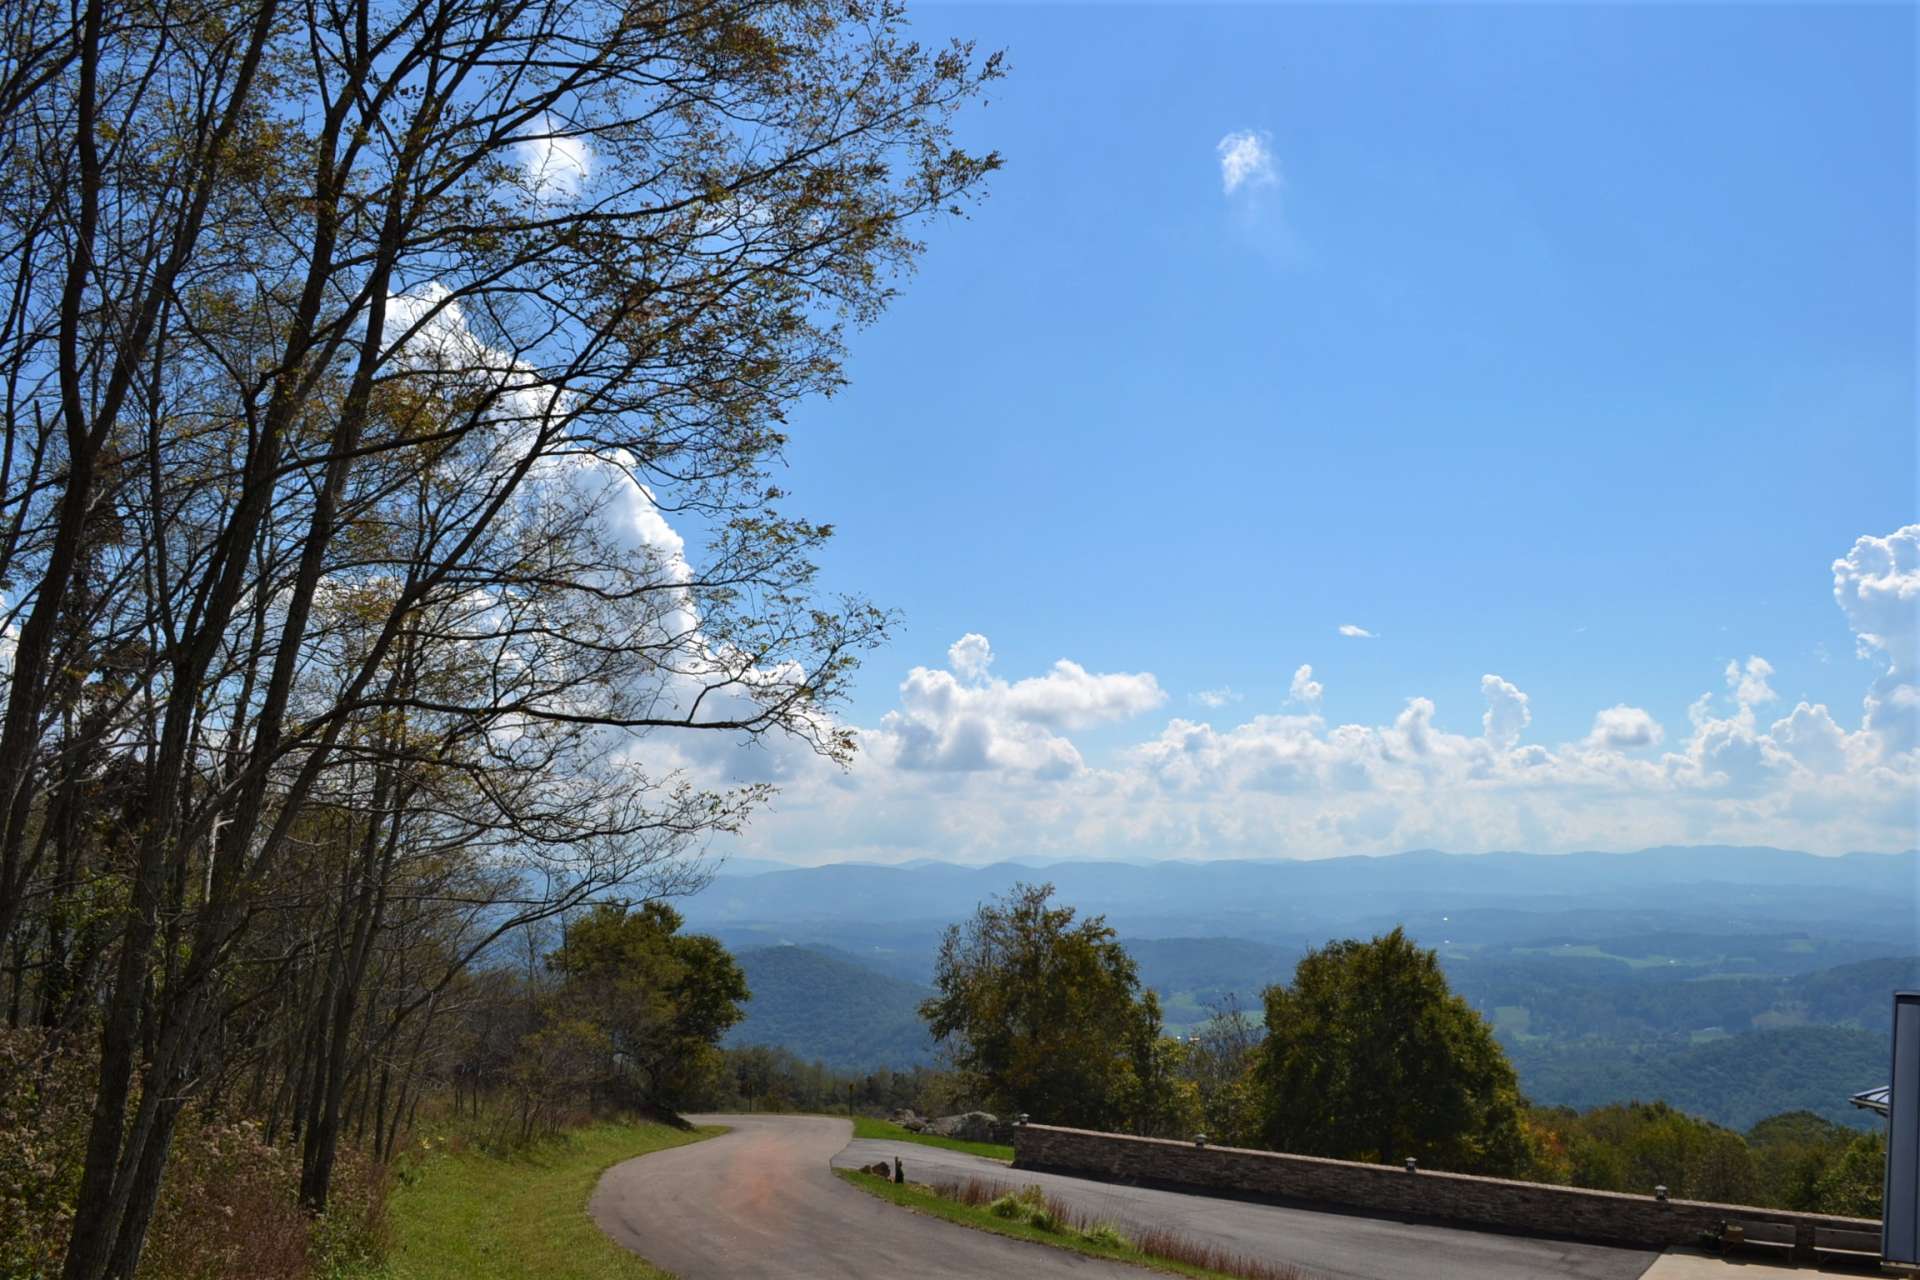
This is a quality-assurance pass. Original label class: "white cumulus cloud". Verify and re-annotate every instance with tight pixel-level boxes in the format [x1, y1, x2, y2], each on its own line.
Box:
[1833, 524, 1920, 752]
[949, 633, 993, 683]
[1217, 130, 1278, 196]
[1338, 624, 1376, 639]
[676, 525, 1920, 865]
[1725, 655, 1777, 709]
[1480, 675, 1531, 750]
[877, 635, 1165, 778]
[1586, 705, 1663, 751]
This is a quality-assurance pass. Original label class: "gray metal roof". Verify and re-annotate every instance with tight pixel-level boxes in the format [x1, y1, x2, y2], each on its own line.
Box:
[1852, 1085, 1891, 1116]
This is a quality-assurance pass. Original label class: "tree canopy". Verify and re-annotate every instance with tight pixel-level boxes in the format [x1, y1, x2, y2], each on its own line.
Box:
[547, 901, 749, 1109]
[1255, 927, 1528, 1175]
[920, 882, 1171, 1132]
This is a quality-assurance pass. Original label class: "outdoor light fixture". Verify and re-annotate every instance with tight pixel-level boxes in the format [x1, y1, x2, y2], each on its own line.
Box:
[1655, 1185, 1669, 1202]
[1195, 1133, 1207, 1148]
[1016, 1113, 1029, 1127]
[1405, 1158, 1417, 1173]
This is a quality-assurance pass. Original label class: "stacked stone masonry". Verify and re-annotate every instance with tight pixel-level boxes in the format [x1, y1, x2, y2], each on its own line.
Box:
[1012, 1124, 1879, 1256]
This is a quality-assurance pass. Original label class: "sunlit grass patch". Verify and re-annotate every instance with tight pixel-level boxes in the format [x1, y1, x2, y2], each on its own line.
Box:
[387, 1119, 722, 1280]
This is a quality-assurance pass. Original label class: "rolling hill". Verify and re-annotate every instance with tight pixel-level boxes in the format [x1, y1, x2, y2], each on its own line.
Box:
[724, 944, 935, 1071]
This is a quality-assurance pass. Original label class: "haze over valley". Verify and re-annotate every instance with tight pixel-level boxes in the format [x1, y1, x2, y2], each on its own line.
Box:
[704, 846, 1915, 1129]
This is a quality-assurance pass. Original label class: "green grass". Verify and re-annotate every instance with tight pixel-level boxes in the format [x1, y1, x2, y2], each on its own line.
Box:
[851, 1115, 1014, 1162]
[833, 1170, 1263, 1279]
[386, 1120, 722, 1280]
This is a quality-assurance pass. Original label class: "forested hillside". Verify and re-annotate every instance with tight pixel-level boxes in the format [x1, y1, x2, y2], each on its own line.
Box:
[726, 946, 935, 1071]
[1507, 1027, 1885, 1130]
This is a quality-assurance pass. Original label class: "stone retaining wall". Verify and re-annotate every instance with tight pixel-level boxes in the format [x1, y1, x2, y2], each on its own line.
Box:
[1012, 1123, 1878, 1257]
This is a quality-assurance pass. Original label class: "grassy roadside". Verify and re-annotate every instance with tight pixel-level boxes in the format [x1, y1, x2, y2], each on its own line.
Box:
[833, 1169, 1293, 1280]
[387, 1120, 723, 1280]
[850, 1115, 1014, 1162]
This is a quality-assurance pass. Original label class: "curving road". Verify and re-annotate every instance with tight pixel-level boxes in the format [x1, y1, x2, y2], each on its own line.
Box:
[592, 1114, 1661, 1280]
[589, 1114, 1133, 1278]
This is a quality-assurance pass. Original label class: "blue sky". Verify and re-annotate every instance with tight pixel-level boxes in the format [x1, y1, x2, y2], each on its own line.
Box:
[688, 4, 1918, 863]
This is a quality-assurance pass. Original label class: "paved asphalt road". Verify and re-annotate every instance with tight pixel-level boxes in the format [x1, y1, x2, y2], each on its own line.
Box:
[590, 1113, 1133, 1279]
[592, 1113, 1661, 1280]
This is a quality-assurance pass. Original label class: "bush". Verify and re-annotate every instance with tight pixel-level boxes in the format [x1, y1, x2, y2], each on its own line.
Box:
[0, 1028, 392, 1280]
[140, 1119, 310, 1280]
[309, 1141, 392, 1278]
[1082, 1223, 1131, 1249]
[0, 1030, 93, 1280]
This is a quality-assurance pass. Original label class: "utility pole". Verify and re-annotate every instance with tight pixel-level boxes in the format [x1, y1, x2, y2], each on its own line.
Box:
[847, 1082, 854, 1119]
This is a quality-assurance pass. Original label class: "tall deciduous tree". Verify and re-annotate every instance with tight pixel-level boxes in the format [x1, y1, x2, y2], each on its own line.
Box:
[1255, 927, 1528, 1175]
[920, 882, 1165, 1131]
[0, 0, 1000, 1272]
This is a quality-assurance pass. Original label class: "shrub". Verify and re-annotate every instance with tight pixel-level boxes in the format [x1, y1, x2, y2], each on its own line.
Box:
[0, 1029, 93, 1280]
[0, 1027, 392, 1280]
[310, 1141, 392, 1278]
[988, 1193, 1026, 1219]
[1082, 1223, 1131, 1249]
[935, 1176, 1005, 1208]
[139, 1119, 310, 1280]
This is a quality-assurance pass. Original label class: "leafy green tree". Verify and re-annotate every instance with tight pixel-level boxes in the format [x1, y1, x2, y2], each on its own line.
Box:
[1812, 1131, 1886, 1218]
[1117, 1004, 1202, 1139]
[548, 902, 750, 1108]
[920, 883, 1164, 1131]
[1255, 927, 1527, 1174]
[1748, 1111, 1859, 1211]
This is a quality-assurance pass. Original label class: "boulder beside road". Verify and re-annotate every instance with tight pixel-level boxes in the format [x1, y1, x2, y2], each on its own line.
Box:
[928, 1111, 1007, 1144]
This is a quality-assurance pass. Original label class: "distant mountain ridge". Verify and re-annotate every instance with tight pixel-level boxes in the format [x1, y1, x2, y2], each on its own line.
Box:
[682, 846, 1918, 956]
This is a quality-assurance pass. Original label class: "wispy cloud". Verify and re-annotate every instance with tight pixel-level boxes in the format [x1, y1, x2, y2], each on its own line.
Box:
[1338, 624, 1376, 639]
[1193, 686, 1243, 709]
[1216, 129, 1277, 196]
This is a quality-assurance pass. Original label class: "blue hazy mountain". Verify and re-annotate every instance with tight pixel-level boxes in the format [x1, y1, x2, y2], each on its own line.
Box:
[682, 846, 1918, 956]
